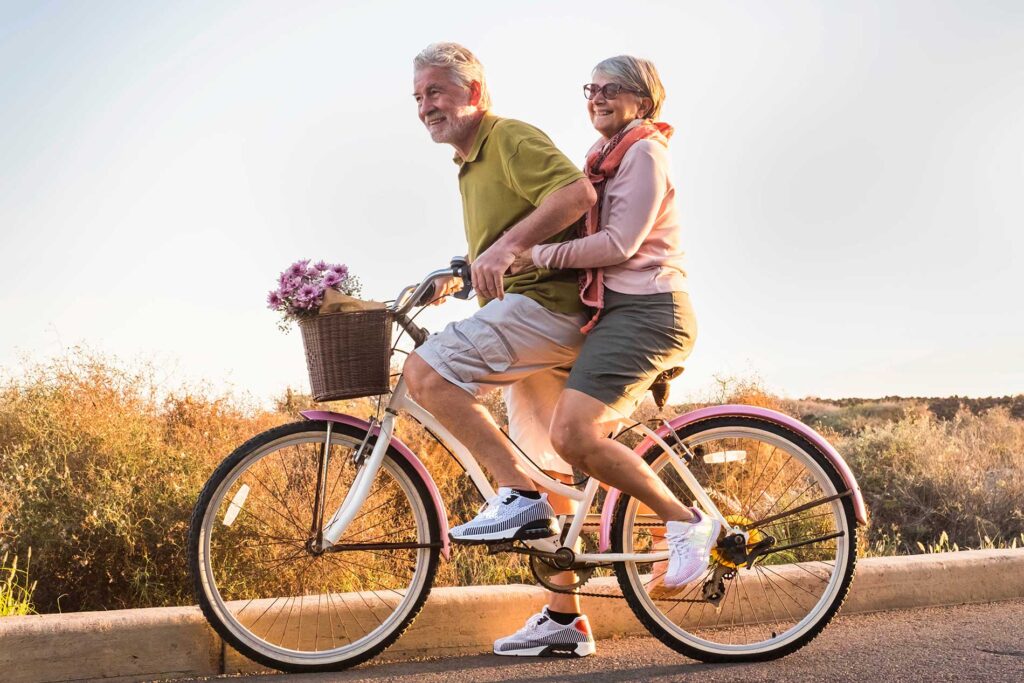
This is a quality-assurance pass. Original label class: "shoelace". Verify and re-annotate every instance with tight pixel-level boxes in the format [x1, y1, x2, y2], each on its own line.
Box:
[509, 613, 549, 638]
[474, 493, 519, 519]
[667, 525, 701, 559]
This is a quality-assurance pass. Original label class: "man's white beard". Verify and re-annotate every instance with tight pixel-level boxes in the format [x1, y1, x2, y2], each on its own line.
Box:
[431, 110, 476, 145]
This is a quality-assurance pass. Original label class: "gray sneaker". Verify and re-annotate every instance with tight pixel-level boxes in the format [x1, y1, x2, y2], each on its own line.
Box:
[493, 607, 596, 657]
[449, 487, 560, 544]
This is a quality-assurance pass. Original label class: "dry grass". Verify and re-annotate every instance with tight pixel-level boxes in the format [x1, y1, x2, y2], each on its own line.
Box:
[0, 350, 286, 612]
[2, 355, 1021, 613]
[828, 406, 1024, 553]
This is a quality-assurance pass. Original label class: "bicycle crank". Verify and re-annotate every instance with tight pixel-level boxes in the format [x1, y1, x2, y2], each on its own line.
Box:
[529, 548, 597, 592]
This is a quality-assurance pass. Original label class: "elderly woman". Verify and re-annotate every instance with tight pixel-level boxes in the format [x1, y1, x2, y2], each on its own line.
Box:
[493, 55, 718, 658]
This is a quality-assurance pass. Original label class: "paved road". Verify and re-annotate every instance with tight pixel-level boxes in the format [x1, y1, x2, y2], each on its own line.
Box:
[196, 601, 1024, 682]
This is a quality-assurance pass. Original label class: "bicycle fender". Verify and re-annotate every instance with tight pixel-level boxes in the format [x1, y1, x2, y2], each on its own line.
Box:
[300, 410, 451, 560]
[598, 404, 868, 552]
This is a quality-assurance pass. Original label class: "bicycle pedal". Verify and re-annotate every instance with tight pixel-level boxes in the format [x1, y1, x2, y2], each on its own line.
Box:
[513, 519, 560, 541]
[486, 541, 515, 555]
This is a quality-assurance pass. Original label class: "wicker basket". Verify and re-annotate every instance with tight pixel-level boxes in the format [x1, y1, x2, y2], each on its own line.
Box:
[298, 309, 393, 401]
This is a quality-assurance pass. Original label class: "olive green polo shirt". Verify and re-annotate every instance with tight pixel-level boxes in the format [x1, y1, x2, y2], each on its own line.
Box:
[455, 113, 586, 314]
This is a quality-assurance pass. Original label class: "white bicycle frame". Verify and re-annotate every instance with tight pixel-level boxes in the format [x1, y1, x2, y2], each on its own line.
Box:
[316, 266, 732, 562]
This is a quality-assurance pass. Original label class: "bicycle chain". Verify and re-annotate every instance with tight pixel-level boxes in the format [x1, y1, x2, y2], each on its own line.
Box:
[544, 580, 707, 604]
[526, 553, 708, 604]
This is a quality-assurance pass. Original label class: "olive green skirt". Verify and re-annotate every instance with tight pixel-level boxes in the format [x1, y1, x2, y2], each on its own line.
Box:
[566, 288, 696, 416]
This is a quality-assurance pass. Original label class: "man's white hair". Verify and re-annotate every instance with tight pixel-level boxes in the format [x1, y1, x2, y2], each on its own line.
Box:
[414, 42, 492, 111]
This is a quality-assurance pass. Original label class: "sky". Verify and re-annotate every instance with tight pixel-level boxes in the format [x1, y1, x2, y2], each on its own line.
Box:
[1, 0, 1022, 404]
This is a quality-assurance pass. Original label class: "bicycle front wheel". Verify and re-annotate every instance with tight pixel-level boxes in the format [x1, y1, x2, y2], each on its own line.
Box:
[188, 420, 440, 672]
[611, 416, 857, 662]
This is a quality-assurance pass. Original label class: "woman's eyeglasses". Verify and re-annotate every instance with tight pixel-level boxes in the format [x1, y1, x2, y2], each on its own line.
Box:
[583, 83, 644, 100]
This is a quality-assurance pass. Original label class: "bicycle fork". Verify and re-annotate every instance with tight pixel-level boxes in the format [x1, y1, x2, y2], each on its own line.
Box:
[316, 411, 398, 551]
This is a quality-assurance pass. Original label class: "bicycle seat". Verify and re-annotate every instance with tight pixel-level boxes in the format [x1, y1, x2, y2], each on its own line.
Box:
[649, 366, 684, 408]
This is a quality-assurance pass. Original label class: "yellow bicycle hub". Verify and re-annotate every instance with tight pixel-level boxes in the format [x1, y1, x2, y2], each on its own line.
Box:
[711, 514, 765, 568]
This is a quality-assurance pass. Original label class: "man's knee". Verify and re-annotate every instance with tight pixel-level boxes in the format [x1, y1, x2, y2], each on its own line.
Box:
[403, 353, 441, 404]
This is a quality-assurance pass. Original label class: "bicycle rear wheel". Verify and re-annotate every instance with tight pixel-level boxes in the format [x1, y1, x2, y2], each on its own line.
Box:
[188, 420, 440, 672]
[611, 416, 857, 662]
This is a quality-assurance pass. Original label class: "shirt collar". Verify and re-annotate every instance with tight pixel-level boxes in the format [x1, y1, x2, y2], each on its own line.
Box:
[453, 112, 499, 166]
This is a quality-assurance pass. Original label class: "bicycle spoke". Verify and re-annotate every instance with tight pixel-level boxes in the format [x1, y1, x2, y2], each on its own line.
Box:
[327, 553, 419, 586]
[230, 486, 309, 541]
[194, 425, 439, 666]
[739, 445, 778, 517]
[753, 564, 784, 636]
[618, 421, 855, 658]
[248, 461, 310, 535]
[757, 564, 821, 603]
[755, 565, 798, 623]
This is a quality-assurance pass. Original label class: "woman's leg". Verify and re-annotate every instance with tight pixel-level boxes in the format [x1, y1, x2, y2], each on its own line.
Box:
[550, 389, 696, 523]
[502, 370, 583, 614]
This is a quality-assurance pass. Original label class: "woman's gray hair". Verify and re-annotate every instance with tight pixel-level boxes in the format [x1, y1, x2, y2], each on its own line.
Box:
[593, 55, 666, 120]
[414, 42, 492, 111]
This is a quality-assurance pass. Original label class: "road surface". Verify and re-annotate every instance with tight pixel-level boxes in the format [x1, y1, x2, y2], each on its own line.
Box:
[191, 600, 1024, 682]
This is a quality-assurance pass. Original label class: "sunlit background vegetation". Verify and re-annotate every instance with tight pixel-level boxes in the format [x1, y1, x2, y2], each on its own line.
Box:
[1, 350, 1021, 615]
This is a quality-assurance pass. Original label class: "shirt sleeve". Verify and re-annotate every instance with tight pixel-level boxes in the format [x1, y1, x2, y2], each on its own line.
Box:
[502, 133, 584, 207]
[533, 140, 666, 269]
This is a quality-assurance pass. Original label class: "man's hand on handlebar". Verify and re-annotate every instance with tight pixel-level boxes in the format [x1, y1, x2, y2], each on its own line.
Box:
[471, 244, 516, 301]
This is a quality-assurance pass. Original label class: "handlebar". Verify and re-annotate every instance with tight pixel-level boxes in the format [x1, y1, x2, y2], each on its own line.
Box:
[391, 256, 473, 316]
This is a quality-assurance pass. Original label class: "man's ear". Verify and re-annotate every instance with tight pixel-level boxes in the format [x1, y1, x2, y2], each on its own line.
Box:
[468, 81, 483, 107]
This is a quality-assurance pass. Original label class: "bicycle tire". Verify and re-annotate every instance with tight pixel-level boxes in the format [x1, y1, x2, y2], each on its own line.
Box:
[188, 420, 440, 672]
[611, 416, 858, 662]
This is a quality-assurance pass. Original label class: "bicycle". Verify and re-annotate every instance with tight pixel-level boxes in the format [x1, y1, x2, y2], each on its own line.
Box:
[188, 257, 869, 672]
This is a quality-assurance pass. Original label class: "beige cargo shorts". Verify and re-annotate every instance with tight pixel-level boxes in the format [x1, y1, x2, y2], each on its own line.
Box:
[413, 293, 586, 474]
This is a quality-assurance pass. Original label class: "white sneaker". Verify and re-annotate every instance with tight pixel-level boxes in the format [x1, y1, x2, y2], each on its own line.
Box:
[646, 529, 674, 598]
[663, 509, 722, 588]
[493, 607, 596, 657]
[449, 487, 560, 544]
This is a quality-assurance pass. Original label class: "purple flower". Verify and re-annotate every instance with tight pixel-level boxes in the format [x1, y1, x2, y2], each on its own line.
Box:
[297, 283, 321, 302]
[269, 259, 359, 328]
[288, 259, 311, 277]
[277, 277, 301, 295]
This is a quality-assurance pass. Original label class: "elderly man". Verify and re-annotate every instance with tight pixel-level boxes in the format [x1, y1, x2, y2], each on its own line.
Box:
[405, 42, 597, 656]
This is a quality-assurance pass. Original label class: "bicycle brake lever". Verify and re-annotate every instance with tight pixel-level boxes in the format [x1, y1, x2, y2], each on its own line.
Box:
[413, 285, 437, 307]
[450, 255, 474, 300]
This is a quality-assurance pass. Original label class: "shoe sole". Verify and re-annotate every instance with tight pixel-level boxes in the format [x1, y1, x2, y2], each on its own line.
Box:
[449, 518, 559, 546]
[664, 518, 724, 588]
[493, 641, 596, 658]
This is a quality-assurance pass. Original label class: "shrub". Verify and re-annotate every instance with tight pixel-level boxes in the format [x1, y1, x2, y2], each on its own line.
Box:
[836, 407, 1024, 553]
[2, 352, 1022, 612]
[0, 350, 284, 612]
[788, 399, 923, 436]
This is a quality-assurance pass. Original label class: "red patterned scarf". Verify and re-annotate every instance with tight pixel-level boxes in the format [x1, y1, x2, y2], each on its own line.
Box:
[577, 120, 673, 333]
